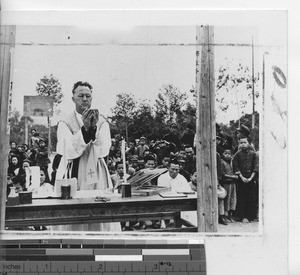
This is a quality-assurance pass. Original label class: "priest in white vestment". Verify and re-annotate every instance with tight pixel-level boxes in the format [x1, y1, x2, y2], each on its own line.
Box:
[55, 81, 120, 232]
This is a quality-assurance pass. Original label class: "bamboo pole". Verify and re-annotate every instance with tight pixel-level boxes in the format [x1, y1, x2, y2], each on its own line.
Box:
[0, 25, 16, 231]
[195, 25, 218, 232]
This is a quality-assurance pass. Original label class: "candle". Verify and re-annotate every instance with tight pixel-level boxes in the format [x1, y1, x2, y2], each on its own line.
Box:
[63, 138, 67, 184]
[121, 140, 127, 184]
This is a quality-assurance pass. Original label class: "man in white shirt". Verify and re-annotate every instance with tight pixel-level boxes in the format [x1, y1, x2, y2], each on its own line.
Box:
[157, 159, 193, 229]
[157, 159, 192, 193]
[55, 81, 120, 231]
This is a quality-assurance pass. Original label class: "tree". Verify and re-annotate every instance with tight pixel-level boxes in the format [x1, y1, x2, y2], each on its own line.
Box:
[36, 74, 63, 113]
[35, 74, 63, 152]
[129, 99, 156, 140]
[110, 93, 137, 141]
[9, 109, 33, 145]
[154, 84, 188, 127]
[215, 61, 260, 122]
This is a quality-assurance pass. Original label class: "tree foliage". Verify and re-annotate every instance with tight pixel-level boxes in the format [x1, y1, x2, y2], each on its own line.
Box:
[36, 74, 63, 111]
[110, 93, 137, 140]
[9, 109, 33, 145]
[9, 108, 58, 149]
[155, 84, 188, 126]
[216, 61, 260, 115]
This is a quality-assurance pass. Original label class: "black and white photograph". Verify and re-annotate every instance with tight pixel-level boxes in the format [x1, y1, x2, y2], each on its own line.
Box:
[0, 6, 291, 275]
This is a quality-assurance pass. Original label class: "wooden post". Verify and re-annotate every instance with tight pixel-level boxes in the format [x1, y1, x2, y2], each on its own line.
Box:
[0, 25, 16, 231]
[195, 25, 218, 232]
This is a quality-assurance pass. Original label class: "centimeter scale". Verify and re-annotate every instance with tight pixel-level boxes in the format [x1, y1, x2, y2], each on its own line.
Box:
[0, 239, 206, 275]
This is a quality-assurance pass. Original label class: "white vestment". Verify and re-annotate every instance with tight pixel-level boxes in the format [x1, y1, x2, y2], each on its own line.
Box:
[55, 110, 120, 232]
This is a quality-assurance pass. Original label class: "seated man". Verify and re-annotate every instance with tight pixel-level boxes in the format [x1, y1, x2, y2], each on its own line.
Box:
[158, 159, 192, 193]
[157, 159, 193, 228]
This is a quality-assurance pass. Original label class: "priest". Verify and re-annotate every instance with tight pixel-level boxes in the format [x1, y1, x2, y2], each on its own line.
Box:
[55, 81, 120, 232]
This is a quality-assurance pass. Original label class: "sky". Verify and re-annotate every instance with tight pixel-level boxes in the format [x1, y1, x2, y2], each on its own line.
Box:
[8, 22, 284, 125]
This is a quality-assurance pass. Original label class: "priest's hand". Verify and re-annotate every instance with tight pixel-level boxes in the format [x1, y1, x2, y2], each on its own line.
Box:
[82, 109, 92, 130]
[90, 109, 99, 128]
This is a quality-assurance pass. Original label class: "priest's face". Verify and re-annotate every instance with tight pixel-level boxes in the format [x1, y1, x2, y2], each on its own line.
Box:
[72, 85, 92, 114]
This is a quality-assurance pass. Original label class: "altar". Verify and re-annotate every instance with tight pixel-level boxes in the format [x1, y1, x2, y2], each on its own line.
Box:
[5, 194, 198, 232]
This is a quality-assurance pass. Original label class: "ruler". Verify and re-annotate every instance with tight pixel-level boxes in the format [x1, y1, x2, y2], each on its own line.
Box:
[0, 239, 206, 274]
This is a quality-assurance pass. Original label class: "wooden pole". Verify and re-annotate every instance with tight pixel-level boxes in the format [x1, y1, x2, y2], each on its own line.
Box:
[195, 25, 218, 232]
[0, 25, 16, 231]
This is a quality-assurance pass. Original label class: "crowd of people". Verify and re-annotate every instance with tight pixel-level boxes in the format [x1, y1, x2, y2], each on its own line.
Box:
[106, 122, 259, 229]
[6, 121, 259, 231]
[7, 129, 52, 198]
[6, 80, 259, 232]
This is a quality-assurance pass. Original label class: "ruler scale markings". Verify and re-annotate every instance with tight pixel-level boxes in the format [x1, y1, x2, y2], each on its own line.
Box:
[0, 240, 205, 274]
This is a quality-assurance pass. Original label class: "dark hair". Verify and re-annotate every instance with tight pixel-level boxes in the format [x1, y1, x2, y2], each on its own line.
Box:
[170, 159, 180, 166]
[238, 135, 251, 143]
[72, 81, 93, 94]
[144, 155, 156, 163]
[190, 168, 197, 175]
[115, 161, 128, 170]
[11, 155, 19, 160]
[40, 167, 50, 183]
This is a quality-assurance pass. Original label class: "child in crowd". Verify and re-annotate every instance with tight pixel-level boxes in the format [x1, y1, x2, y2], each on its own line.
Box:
[28, 167, 54, 196]
[111, 161, 130, 192]
[8, 155, 21, 176]
[217, 152, 227, 225]
[189, 170, 197, 192]
[221, 149, 238, 222]
[233, 136, 259, 223]
[6, 175, 14, 197]
[8, 142, 18, 162]
[14, 159, 32, 190]
[35, 139, 50, 171]
[144, 155, 156, 170]
[135, 137, 149, 159]
[157, 157, 170, 169]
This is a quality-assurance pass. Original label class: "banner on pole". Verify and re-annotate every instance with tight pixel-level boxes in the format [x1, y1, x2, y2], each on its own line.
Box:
[23, 96, 54, 117]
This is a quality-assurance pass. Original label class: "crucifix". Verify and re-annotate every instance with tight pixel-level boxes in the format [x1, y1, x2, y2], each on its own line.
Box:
[88, 169, 95, 178]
